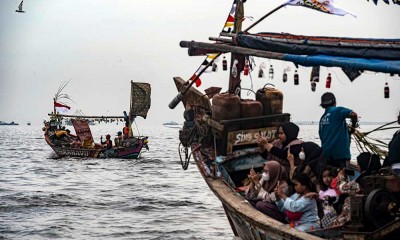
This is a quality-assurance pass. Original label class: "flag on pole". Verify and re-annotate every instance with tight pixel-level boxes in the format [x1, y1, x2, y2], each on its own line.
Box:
[189, 54, 219, 87]
[222, 2, 237, 33]
[285, 0, 356, 17]
[189, 1, 237, 87]
[54, 102, 71, 113]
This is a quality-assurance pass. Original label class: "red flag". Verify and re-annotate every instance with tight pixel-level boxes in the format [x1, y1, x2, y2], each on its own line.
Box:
[54, 102, 70, 113]
[190, 74, 202, 87]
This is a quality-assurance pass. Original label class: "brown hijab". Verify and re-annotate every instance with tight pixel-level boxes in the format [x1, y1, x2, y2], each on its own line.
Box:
[262, 160, 289, 193]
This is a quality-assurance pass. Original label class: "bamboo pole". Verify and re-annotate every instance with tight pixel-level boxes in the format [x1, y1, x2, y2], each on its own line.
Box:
[48, 113, 125, 119]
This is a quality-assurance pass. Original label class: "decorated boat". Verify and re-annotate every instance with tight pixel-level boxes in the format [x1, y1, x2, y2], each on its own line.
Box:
[44, 81, 151, 159]
[169, 1, 400, 239]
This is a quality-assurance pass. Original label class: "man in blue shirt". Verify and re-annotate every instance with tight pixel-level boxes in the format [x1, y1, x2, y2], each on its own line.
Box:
[319, 92, 358, 168]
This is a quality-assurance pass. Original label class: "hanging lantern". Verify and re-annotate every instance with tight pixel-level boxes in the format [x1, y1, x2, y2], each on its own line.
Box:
[268, 65, 274, 79]
[384, 82, 390, 98]
[311, 81, 316, 92]
[326, 73, 332, 88]
[243, 59, 249, 75]
[222, 56, 228, 71]
[258, 69, 264, 78]
[212, 62, 218, 72]
[294, 70, 299, 85]
[283, 72, 287, 82]
[258, 62, 266, 78]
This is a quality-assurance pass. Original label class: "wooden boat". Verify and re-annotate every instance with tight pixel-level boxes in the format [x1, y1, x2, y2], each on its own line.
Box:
[170, 1, 400, 239]
[44, 81, 151, 159]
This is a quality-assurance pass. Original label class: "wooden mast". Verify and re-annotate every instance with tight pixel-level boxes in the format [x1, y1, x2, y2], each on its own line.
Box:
[228, 1, 245, 94]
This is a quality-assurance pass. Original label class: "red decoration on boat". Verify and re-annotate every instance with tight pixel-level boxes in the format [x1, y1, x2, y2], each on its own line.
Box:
[326, 73, 332, 88]
[243, 59, 249, 75]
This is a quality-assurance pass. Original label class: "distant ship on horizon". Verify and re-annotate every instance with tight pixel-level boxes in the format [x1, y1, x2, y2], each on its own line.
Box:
[163, 121, 182, 128]
[0, 121, 19, 126]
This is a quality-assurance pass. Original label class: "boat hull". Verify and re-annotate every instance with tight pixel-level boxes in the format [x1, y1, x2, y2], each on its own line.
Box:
[48, 138, 146, 159]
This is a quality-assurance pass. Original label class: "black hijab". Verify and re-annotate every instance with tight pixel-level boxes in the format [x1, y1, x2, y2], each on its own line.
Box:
[281, 122, 300, 147]
[357, 152, 381, 176]
[299, 141, 326, 178]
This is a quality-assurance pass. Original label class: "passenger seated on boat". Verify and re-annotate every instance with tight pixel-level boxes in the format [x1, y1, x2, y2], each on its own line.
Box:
[114, 131, 123, 147]
[287, 142, 327, 192]
[383, 111, 400, 175]
[101, 134, 113, 149]
[258, 122, 303, 173]
[275, 173, 320, 231]
[328, 168, 361, 228]
[355, 152, 381, 184]
[245, 161, 290, 223]
[42, 125, 54, 146]
[318, 166, 338, 228]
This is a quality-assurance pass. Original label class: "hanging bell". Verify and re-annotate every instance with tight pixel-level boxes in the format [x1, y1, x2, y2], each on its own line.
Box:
[222, 56, 228, 71]
[243, 59, 249, 76]
[384, 82, 390, 98]
[258, 69, 264, 78]
[268, 65, 274, 79]
[283, 72, 287, 82]
[212, 62, 218, 72]
[326, 73, 332, 88]
[294, 70, 299, 85]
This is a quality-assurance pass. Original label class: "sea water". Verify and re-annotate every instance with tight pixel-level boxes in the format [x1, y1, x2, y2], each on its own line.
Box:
[0, 124, 396, 239]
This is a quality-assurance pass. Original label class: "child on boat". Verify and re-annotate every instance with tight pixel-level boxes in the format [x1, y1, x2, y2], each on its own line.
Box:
[275, 173, 320, 231]
[318, 166, 338, 228]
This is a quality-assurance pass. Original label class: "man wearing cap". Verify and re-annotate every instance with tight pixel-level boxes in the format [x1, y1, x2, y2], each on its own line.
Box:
[319, 92, 358, 168]
[114, 131, 123, 147]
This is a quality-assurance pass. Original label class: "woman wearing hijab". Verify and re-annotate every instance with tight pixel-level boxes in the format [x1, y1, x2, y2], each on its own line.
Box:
[246, 161, 290, 223]
[258, 122, 303, 172]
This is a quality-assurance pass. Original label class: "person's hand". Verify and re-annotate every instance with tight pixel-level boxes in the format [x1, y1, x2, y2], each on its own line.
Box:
[257, 137, 268, 148]
[304, 192, 318, 199]
[248, 167, 260, 183]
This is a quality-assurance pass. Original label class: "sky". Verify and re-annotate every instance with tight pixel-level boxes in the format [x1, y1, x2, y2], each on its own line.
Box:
[1, 0, 399, 126]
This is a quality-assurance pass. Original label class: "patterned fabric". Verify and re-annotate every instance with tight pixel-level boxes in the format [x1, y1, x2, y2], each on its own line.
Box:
[130, 82, 151, 119]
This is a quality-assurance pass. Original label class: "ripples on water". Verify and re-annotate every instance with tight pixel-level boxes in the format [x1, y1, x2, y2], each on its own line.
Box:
[0, 124, 396, 239]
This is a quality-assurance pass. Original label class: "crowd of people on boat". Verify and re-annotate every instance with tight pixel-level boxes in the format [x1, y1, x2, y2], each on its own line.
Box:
[242, 92, 400, 232]
[42, 120, 137, 150]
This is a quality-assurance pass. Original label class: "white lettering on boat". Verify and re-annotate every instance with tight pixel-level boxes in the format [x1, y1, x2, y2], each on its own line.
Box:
[54, 148, 90, 157]
[231, 127, 277, 146]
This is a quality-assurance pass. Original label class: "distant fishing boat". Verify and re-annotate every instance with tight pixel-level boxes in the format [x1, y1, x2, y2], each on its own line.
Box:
[0, 121, 19, 126]
[44, 81, 151, 159]
[163, 121, 182, 128]
[15, 0, 25, 13]
[27, 122, 31, 126]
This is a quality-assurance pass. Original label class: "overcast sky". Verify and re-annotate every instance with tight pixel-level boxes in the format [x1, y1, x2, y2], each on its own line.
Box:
[1, 0, 399, 126]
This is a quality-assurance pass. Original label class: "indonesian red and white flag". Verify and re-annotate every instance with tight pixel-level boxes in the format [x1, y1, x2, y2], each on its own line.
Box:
[285, 0, 356, 17]
[54, 102, 71, 113]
